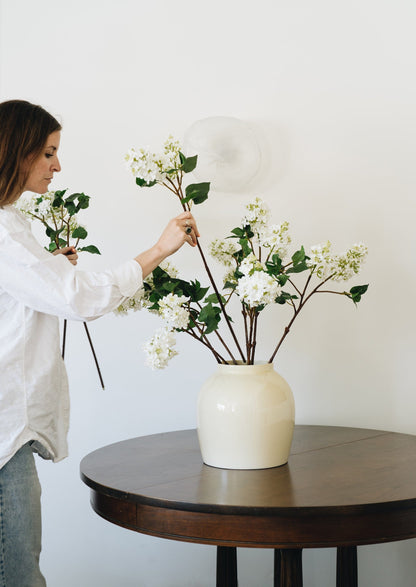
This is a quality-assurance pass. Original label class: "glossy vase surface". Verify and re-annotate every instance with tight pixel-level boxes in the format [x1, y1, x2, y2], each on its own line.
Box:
[197, 362, 295, 470]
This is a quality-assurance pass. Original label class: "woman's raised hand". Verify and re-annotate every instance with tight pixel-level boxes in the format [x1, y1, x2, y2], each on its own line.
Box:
[156, 211, 200, 257]
[134, 212, 200, 279]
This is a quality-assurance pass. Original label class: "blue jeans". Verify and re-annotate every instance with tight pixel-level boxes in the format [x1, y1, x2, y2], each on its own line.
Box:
[0, 443, 46, 586]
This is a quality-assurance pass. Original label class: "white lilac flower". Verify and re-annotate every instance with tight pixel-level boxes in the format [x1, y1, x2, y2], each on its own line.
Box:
[333, 242, 368, 281]
[114, 287, 150, 315]
[241, 196, 271, 232]
[124, 146, 165, 183]
[239, 253, 266, 276]
[36, 198, 53, 217]
[159, 260, 179, 278]
[258, 221, 291, 260]
[125, 137, 183, 184]
[158, 293, 190, 330]
[163, 135, 182, 171]
[309, 241, 368, 282]
[209, 239, 239, 267]
[308, 241, 337, 279]
[143, 327, 178, 370]
[16, 191, 55, 220]
[236, 271, 280, 307]
[15, 193, 34, 215]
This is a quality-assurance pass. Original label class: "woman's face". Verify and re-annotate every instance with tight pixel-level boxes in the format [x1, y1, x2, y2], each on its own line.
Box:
[23, 130, 61, 194]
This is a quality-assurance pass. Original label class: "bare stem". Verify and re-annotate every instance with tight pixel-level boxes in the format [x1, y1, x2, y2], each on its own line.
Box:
[251, 312, 259, 364]
[268, 273, 335, 363]
[185, 329, 226, 363]
[83, 322, 105, 390]
[196, 240, 246, 363]
[193, 302, 237, 363]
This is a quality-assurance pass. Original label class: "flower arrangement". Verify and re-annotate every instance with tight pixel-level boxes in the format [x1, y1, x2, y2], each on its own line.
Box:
[16, 189, 104, 388]
[17, 189, 100, 254]
[118, 137, 368, 369]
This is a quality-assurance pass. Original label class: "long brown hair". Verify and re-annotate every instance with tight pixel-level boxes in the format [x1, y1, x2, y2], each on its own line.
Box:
[0, 100, 62, 206]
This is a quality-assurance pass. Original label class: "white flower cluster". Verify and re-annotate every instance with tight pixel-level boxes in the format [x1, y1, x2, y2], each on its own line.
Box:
[16, 191, 53, 218]
[16, 191, 81, 237]
[162, 136, 182, 170]
[237, 271, 280, 307]
[143, 327, 178, 370]
[113, 261, 179, 316]
[158, 293, 190, 330]
[114, 287, 149, 316]
[241, 196, 271, 232]
[239, 253, 266, 276]
[258, 221, 291, 260]
[124, 136, 182, 184]
[309, 241, 368, 281]
[209, 239, 239, 267]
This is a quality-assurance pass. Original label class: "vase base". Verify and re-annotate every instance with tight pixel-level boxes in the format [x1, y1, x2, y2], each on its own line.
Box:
[201, 459, 289, 471]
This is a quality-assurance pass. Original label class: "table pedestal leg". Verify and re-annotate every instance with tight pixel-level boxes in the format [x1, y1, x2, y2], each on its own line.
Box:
[216, 546, 237, 587]
[274, 549, 303, 587]
[336, 546, 358, 587]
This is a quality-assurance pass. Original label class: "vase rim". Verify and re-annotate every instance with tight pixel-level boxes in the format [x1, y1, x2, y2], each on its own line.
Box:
[218, 361, 273, 370]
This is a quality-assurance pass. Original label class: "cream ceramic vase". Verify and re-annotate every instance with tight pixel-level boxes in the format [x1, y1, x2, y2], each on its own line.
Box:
[197, 362, 295, 470]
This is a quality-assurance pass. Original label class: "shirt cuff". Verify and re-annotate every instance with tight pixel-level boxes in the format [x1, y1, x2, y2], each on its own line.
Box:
[112, 259, 143, 297]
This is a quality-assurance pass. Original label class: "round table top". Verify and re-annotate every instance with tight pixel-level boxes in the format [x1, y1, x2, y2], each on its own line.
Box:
[80, 425, 416, 548]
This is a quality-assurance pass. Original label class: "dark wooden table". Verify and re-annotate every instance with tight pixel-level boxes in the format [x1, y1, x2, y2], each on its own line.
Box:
[80, 425, 416, 586]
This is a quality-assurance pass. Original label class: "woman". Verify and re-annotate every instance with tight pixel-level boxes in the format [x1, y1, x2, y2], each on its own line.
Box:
[0, 99, 199, 586]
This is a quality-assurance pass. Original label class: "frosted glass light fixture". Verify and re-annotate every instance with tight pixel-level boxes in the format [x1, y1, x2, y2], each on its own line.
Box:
[184, 116, 261, 192]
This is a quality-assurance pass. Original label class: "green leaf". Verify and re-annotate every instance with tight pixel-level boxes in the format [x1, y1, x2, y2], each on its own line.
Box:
[75, 193, 90, 210]
[243, 226, 255, 239]
[48, 242, 58, 252]
[182, 182, 210, 205]
[52, 193, 65, 208]
[72, 226, 88, 240]
[136, 177, 158, 188]
[65, 202, 77, 216]
[188, 280, 210, 302]
[204, 293, 226, 305]
[162, 281, 179, 293]
[291, 246, 306, 266]
[286, 261, 310, 274]
[54, 189, 67, 197]
[45, 225, 57, 239]
[349, 284, 369, 304]
[266, 255, 283, 276]
[78, 245, 101, 255]
[224, 280, 237, 290]
[276, 274, 290, 286]
[180, 153, 198, 173]
[198, 303, 221, 335]
[63, 193, 78, 202]
[229, 227, 245, 238]
[275, 291, 298, 305]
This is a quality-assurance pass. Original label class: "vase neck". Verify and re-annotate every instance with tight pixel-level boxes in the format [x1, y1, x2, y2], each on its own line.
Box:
[218, 362, 273, 374]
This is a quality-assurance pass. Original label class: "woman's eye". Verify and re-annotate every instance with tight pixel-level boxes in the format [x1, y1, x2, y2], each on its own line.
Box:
[45, 153, 53, 158]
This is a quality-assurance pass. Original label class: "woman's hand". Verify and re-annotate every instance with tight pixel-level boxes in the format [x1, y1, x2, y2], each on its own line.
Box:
[156, 211, 200, 256]
[52, 246, 78, 266]
[135, 212, 200, 278]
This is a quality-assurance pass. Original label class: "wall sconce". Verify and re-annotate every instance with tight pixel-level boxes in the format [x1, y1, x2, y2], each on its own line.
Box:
[184, 116, 261, 192]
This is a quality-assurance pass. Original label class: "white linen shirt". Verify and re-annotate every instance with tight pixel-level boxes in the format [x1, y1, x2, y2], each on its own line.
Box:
[0, 205, 143, 469]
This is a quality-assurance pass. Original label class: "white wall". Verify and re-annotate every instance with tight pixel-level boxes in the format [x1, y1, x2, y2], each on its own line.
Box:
[1, 0, 416, 585]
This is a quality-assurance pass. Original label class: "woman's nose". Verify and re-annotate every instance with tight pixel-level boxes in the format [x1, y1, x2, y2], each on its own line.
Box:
[53, 157, 61, 172]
